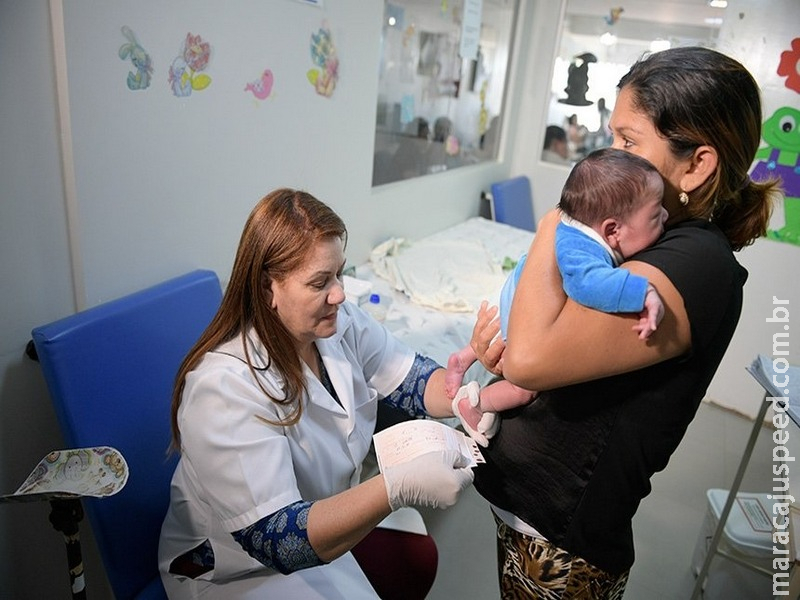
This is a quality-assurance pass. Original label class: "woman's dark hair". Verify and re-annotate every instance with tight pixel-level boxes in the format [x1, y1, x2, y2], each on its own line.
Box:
[618, 47, 780, 250]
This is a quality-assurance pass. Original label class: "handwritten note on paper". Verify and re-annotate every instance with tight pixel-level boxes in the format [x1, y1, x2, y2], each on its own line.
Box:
[373, 419, 484, 472]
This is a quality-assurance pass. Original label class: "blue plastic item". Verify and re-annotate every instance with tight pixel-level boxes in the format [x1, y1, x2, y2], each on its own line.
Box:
[490, 175, 536, 232]
[31, 270, 222, 600]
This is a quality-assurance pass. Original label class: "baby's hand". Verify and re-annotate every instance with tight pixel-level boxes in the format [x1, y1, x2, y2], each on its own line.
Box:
[633, 285, 665, 340]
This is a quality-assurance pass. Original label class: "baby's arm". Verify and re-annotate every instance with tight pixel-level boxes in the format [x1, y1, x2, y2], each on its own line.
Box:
[557, 224, 660, 341]
[633, 284, 665, 340]
[557, 236, 649, 314]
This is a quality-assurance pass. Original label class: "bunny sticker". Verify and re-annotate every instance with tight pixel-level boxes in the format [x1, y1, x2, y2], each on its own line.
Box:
[119, 26, 153, 91]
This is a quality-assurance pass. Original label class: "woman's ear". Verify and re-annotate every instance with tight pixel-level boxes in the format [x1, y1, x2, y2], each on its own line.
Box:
[680, 145, 718, 193]
[261, 271, 278, 309]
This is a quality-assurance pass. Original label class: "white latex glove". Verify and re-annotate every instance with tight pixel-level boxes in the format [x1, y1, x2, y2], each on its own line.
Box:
[452, 381, 500, 448]
[383, 448, 474, 511]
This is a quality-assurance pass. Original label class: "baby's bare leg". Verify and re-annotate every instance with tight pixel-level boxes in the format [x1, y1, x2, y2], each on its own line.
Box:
[456, 380, 536, 432]
[445, 345, 478, 399]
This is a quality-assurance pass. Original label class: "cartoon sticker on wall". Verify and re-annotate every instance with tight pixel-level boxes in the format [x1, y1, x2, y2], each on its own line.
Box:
[245, 69, 274, 100]
[778, 37, 800, 94]
[307, 23, 338, 97]
[750, 38, 800, 246]
[118, 26, 152, 91]
[169, 33, 212, 97]
[752, 106, 800, 246]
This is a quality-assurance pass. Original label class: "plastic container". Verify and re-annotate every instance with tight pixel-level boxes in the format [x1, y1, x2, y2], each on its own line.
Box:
[363, 293, 387, 322]
[691, 488, 773, 599]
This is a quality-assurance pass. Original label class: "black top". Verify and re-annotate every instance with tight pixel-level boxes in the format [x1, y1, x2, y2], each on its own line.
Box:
[473, 219, 748, 575]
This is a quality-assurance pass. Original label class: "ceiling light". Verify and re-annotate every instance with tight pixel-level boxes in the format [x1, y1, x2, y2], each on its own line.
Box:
[708, 0, 727, 8]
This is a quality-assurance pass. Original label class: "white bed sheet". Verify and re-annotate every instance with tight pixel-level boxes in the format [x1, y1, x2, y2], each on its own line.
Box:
[357, 217, 534, 385]
[369, 217, 534, 313]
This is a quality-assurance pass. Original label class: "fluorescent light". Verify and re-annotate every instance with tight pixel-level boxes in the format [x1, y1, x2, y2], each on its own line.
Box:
[708, 0, 727, 8]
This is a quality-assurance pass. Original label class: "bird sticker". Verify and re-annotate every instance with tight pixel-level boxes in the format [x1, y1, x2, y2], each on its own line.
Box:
[245, 69, 274, 100]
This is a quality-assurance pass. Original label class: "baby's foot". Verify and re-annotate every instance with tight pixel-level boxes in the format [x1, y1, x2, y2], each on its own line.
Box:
[457, 395, 483, 431]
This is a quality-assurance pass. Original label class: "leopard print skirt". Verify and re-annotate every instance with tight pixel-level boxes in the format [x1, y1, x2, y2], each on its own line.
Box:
[493, 512, 629, 599]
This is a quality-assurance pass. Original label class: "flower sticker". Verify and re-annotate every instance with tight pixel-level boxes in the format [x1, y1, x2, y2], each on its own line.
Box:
[307, 24, 338, 98]
[777, 38, 800, 94]
[169, 33, 212, 97]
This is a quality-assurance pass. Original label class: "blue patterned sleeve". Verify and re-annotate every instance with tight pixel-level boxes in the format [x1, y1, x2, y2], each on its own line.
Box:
[382, 353, 441, 418]
[231, 500, 324, 574]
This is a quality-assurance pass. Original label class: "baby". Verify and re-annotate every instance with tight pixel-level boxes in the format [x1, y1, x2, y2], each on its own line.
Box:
[450, 148, 668, 442]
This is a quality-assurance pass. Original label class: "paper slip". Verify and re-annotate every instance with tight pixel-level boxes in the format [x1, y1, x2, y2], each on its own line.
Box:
[373, 419, 484, 472]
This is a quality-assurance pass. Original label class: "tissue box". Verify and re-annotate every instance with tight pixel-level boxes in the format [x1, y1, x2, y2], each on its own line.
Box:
[343, 275, 373, 305]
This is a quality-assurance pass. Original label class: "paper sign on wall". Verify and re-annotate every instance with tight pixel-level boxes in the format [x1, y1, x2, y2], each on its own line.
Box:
[459, 0, 482, 60]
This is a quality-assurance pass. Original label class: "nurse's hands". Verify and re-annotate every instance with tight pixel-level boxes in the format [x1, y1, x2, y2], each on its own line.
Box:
[451, 381, 499, 448]
[383, 449, 474, 511]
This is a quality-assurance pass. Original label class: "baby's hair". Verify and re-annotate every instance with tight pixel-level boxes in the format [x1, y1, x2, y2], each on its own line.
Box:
[558, 148, 663, 226]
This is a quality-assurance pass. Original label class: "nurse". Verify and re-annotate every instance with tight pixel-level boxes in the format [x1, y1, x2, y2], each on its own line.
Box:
[158, 188, 474, 598]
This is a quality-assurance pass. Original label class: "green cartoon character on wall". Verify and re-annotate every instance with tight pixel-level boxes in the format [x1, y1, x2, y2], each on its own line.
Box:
[751, 106, 800, 245]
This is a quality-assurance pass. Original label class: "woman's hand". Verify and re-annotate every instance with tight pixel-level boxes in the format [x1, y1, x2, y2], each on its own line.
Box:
[469, 301, 504, 376]
[383, 449, 474, 510]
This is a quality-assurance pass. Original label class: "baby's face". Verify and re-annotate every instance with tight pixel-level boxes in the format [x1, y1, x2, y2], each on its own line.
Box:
[615, 195, 668, 259]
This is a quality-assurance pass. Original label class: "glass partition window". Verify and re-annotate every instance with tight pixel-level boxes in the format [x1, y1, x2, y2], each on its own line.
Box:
[543, 0, 726, 165]
[373, 0, 518, 186]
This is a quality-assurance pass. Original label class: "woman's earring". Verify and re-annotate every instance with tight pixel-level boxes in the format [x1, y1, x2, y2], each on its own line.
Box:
[679, 191, 689, 206]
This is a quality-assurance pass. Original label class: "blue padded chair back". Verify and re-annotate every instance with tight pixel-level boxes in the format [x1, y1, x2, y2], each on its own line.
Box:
[31, 270, 222, 600]
[490, 175, 536, 232]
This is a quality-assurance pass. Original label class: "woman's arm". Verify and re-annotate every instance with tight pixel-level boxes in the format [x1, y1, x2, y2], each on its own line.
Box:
[307, 476, 392, 562]
[502, 209, 691, 391]
[309, 445, 472, 561]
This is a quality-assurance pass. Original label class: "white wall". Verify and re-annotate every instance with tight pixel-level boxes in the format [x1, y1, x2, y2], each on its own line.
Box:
[514, 0, 800, 419]
[0, 1, 530, 596]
